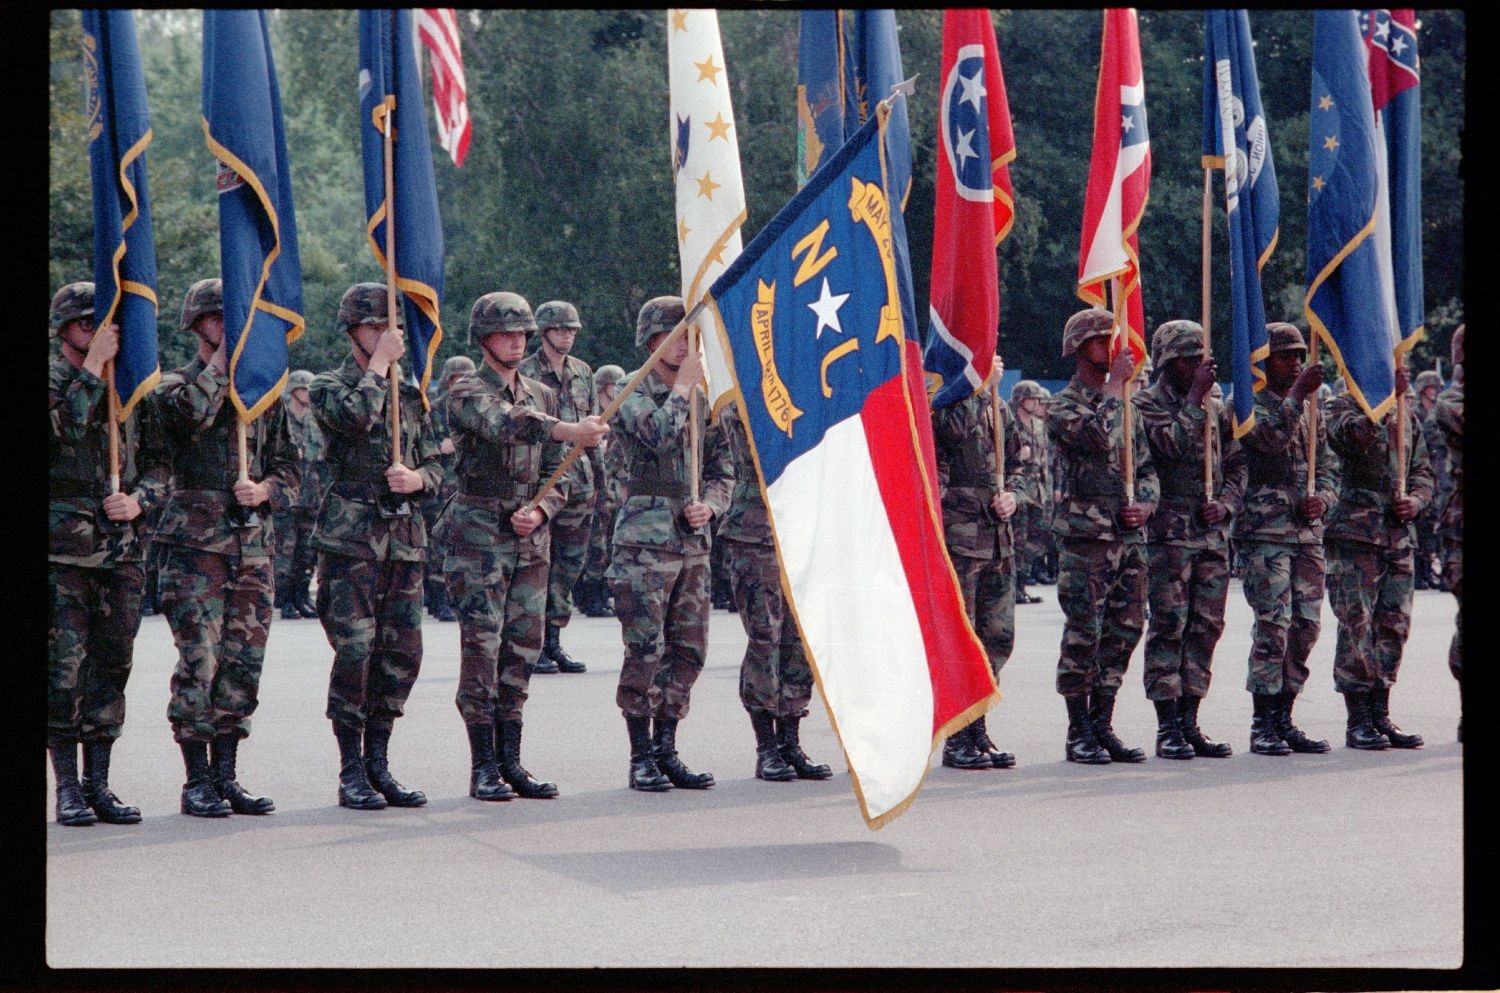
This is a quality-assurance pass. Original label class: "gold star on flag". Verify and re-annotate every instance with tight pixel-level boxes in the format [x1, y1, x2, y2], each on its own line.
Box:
[695, 55, 722, 85]
[1318, 94, 1334, 110]
[706, 242, 728, 266]
[704, 112, 733, 142]
[1323, 135, 1339, 151]
[1312, 176, 1325, 191]
[670, 9, 688, 33]
[695, 171, 721, 200]
[677, 217, 692, 243]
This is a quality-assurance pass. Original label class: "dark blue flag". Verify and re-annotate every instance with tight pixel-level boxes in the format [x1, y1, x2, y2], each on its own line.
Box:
[203, 10, 304, 422]
[360, 9, 445, 406]
[1203, 9, 1279, 438]
[83, 10, 160, 420]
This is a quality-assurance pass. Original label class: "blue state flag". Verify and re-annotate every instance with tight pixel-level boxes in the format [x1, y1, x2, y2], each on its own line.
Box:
[1304, 9, 1394, 421]
[83, 10, 160, 420]
[203, 10, 304, 422]
[360, 9, 445, 406]
[1203, 9, 1279, 438]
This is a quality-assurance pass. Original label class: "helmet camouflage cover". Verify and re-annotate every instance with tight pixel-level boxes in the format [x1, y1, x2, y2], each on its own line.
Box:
[534, 300, 582, 330]
[287, 369, 315, 391]
[594, 363, 626, 388]
[1061, 307, 1115, 357]
[50, 281, 96, 335]
[635, 295, 685, 349]
[1150, 319, 1206, 368]
[1010, 379, 1044, 403]
[468, 291, 537, 345]
[1265, 322, 1307, 354]
[442, 355, 476, 379]
[1414, 370, 1443, 392]
[336, 282, 401, 336]
[180, 278, 224, 333]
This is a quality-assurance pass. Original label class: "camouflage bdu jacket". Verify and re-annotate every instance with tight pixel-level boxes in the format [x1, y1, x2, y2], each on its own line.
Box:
[1232, 386, 1339, 545]
[1013, 412, 1053, 517]
[1432, 381, 1463, 540]
[149, 356, 300, 559]
[517, 351, 598, 501]
[49, 356, 170, 567]
[1323, 394, 1434, 551]
[440, 365, 568, 547]
[286, 403, 327, 510]
[1046, 377, 1159, 542]
[716, 401, 772, 546]
[1133, 379, 1247, 547]
[426, 386, 459, 499]
[932, 389, 1028, 559]
[310, 355, 443, 562]
[611, 367, 732, 556]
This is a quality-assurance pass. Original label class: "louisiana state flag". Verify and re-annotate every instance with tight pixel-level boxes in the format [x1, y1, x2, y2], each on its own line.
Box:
[203, 10, 304, 422]
[922, 8, 1015, 411]
[360, 9, 445, 406]
[83, 9, 160, 420]
[707, 113, 996, 830]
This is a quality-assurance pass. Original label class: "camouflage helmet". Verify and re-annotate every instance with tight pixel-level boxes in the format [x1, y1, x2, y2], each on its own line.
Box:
[594, 363, 626, 389]
[468, 291, 537, 345]
[180, 278, 224, 333]
[1414, 370, 1443, 393]
[49, 281, 96, 335]
[441, 355, 476, 380]
[1010, 379, 1045, 404]
[636, 295, 685, 349]
[287, 369, 315, 391]
[1266, 322, 1307, 354]
[335, 282, 403, 337]
[1151, 319, 1206, 368]
[1061, 307, 1115, 357]
[535, 300, 582, 330]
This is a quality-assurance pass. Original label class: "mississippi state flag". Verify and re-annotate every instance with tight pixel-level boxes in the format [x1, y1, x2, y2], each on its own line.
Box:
[922, 8, 1015, 410]
[1078, 8, 1151, 373]
[708, 113, 997, 829]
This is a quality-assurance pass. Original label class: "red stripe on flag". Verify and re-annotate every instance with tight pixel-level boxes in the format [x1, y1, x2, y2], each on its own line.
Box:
[417, 8, 470, 167]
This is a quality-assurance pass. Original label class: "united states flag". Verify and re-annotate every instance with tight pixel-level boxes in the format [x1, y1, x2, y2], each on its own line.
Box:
[417, 8, 470, 166]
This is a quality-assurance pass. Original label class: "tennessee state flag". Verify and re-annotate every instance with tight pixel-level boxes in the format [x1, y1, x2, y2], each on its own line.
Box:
[922, 9, 1015, 410]
[707, 112, 996, 830]
[1078, 8, 1151, 373]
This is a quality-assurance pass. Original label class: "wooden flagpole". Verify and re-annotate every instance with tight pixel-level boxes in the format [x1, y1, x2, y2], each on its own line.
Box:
[1201, 167, 1215, 501]
[990, 379, 1006, 493]
[688, 322, 701, 504]
[381, 96, 403, 470]
[105, 360, 121, 494]
[1395, 362, 1408, 496]
[1112, 278, 1135, 503]
[1306, 333, 1319, 496]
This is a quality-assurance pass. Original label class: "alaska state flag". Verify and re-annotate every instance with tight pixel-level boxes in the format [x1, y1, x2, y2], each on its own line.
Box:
[1203, 9, 1279, 438]
[83, 10, 160, 420]
[203, 10, 304, 422]
[922, 9, 1016, 410]
[1305, 9, 1395, 420]
[707, 113, 997, 830]
[360, 9, 445, 406]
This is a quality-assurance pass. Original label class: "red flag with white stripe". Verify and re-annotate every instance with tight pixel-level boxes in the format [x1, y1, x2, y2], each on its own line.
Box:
[417, 8, 470, 167]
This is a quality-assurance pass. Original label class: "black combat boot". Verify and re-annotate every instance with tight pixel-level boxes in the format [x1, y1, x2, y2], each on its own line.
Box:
[971, 713, 1016, 769]
[777, 714, 833, 779]
[543, 624, 586, 673]
[1015, 584, 1042, 605]
[50, 744, 97, 826]
[466, 722, 514, 801]
[750, 711, 796, 781]
[532, 627, 560, 674]
[1089, 691, 1146, 762]
[1153, 699, 1195, 760]
[1178, 695, 1232, 757]
[210, 734, 274, 814]
[364, 726, 427, 806]
[334, 724, 387, 810]
[1368, 686, 1424, 748]
[295, 574, 319, 619]
[429, 581, 456, 622]
[942, 724, 991, 769]
[278, 583, 300, 621]
[1249, 692, 1292, 755]
[496, 718, 559, 798]
[80, 739, 142, 824]
[652, 717, 715, 789]
[178, 740, 232, 817]
[1275, 689, 1330, 753]
[1064, 694, 1110, 764]
[626, 716, 671, 792]
[1342, 691, 1390, 751]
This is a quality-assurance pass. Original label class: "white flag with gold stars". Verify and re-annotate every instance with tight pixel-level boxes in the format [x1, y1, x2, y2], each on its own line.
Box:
[668, 7, 745, 414]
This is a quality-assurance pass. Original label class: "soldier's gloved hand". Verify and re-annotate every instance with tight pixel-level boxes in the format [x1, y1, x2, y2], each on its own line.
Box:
[511, 507, 543, 536]
[102, 491, 142, 523]
[991, 491, 1018, 520]
[1298, 495, 1326, 522]
[384, 463, 425, 495]
[683, 500, 713, 530]
[1393, 494, 1421, 522]
[1289, 365, 1323, 405]
[233, 479, 271, 507]
[1118, 502, 1148, 530]
[1198, 500, 1227, 526]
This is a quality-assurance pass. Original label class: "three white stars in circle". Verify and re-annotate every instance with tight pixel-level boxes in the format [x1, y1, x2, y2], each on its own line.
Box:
[806, 276, 851, 339]
[953, 68, 987, 171]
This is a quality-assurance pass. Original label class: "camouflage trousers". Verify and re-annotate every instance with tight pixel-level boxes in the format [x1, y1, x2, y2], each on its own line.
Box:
[544, 491, 594, 628]
[1143, 543, 1229, 701]
[582, 498, 618, 587]
[422, 490, 454, 603]
[159, 545, 272, 743]
[725, 538, 813, 718]
[1239, 540, 1325, 696]
[1445, 539, 1462, 682]
[1055, 538, 1147, 697]
[949, 547, 1016, 680]
[272, 506, 317, 590]
[1326, 540, 1414, 693]
[316, 552, 424, 730]
[1013, 502, 1051, 580]
[48, 561, 143, 746]
[446, 541, 549, 724]
[608, 545, 709, 720]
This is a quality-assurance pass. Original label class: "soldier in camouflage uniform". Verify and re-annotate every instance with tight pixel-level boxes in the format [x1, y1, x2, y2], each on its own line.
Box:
[1324, 361, 1435, 750]
[718, 401, 832, 783]
[609, 296, 733, 792]
[150, 278, 299, 817]
[518, 300, 598, 673]
[1011, 380, 1055, 589]
[421, 355, 473, 622]
[48, 282, 167, 826]
[1433, 326, 1462, 740]
[273, 369, 324, 620]
[1134, 321, 1244, 760]
[1412, 369, 1447, 590]
[309, 283, 442, 811]
[933, 367, 1026, 770]
[577, 364, 627, 617]
[1047, 307, 1159, 765]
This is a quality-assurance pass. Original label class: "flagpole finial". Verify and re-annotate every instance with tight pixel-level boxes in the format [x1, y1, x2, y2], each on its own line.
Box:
[880, 75, 919, 112]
